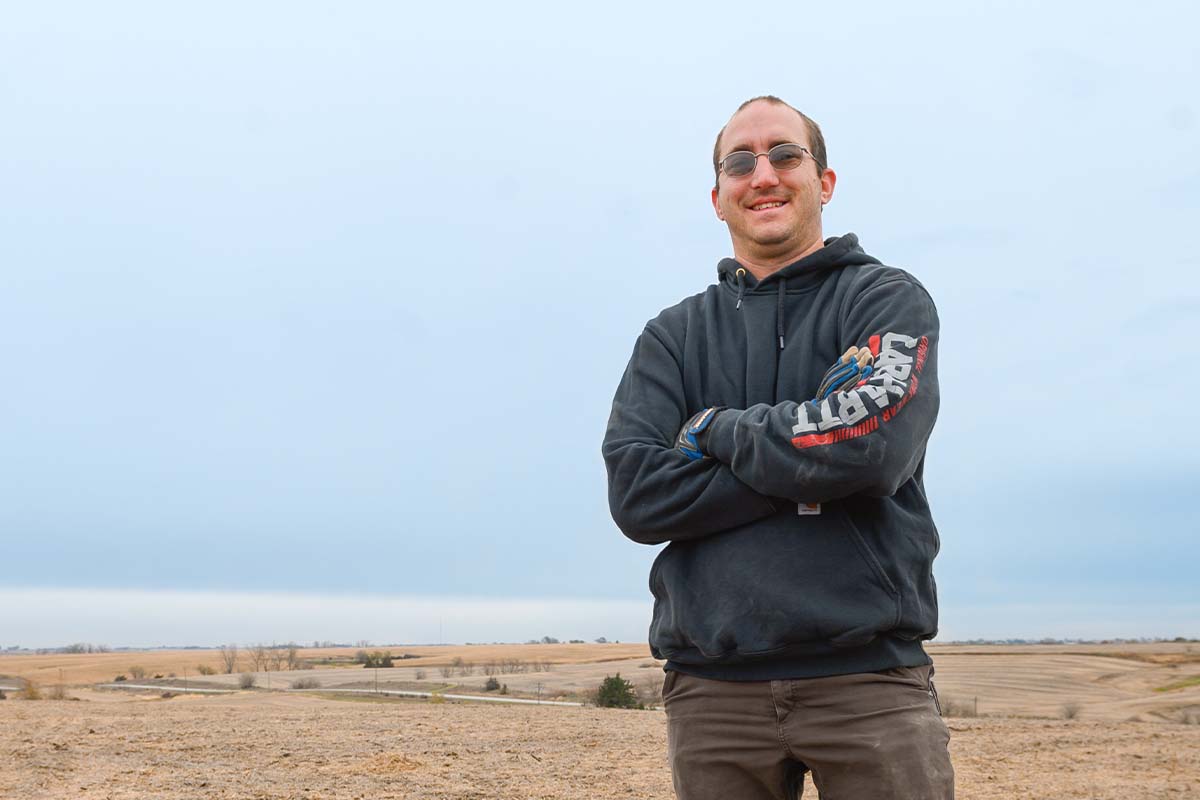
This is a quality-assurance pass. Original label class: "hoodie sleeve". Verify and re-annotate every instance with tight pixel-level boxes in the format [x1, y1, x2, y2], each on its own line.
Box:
[701, 277, 940, 503]
[602, 323, 781, 545]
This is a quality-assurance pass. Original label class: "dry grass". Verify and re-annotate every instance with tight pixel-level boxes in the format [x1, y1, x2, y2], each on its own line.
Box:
[0, 643, 650, 686]
[1156, 675, 1200, 692]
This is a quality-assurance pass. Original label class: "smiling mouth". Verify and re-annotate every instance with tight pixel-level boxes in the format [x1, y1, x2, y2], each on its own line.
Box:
[750, 200, 786, 211]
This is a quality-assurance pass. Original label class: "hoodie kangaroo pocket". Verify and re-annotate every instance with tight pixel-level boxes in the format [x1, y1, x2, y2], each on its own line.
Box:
[649, 505, 902, 661]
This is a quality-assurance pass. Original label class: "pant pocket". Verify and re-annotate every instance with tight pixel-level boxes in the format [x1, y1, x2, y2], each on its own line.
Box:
[926, 667, 943, 717]
[661, 670, 680, 703]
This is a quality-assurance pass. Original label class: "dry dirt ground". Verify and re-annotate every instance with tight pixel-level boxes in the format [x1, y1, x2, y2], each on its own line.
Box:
[3, 643, 1199, 798]
[3, 690, 1198, 799]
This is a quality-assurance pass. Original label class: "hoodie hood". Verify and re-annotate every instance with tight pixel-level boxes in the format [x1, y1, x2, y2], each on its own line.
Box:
[718, 233, 883, 349]
[718, 233, 881, 293]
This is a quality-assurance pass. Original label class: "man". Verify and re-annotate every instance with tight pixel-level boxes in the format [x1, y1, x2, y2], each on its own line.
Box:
[602, 96, 954, 799]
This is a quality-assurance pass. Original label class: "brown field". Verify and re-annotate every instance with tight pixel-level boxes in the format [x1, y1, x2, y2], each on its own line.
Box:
[3, 642, 1199, 798]
[0, 643, 651, 687]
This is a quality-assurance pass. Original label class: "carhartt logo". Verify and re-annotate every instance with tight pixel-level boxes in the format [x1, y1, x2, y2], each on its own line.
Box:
[791, 332, 929, 450]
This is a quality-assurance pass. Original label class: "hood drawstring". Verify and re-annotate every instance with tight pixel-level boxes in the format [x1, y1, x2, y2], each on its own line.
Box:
[732, 267, 786, 348]
[777, 279, 787, 350]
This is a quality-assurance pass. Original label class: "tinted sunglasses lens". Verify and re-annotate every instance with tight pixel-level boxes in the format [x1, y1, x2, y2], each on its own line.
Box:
[722, 152, 756, 177]
[768, 145, 805, 170]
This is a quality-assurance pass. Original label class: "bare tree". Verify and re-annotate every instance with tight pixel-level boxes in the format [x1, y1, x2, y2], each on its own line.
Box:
[285, 642, 300, 670]
[268, 647, 285, 672]
[220, 644, 239, 674]
[250, 643, 268, 672]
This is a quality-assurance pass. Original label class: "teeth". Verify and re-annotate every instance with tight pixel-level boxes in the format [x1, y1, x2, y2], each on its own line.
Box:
[753, 201, 784, 210]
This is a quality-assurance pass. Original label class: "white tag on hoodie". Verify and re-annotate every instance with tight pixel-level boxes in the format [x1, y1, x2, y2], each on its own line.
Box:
[797, 503, 821, 516]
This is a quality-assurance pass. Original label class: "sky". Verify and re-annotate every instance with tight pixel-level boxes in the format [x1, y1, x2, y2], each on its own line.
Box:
[2, 2, 1197, 648]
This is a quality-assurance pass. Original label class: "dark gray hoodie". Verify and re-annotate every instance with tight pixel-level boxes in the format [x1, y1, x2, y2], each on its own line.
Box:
[602, 234, 941, 680]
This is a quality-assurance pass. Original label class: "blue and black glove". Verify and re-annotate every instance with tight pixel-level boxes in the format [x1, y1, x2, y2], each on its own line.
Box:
[675, 407, 722, 461]
[815, 347, 875, 401]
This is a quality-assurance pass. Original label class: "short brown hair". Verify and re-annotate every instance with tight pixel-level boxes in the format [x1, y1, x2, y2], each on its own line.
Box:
[712, 96, 827, 188]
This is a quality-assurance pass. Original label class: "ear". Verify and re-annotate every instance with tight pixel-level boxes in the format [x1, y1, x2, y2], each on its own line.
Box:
[819, 168, 837, 206]
[711, 186, 725, 221]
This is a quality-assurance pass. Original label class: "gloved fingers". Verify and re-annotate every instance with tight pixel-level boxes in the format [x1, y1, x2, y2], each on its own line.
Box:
[816, 362, 858, 400]
[676, 407, 720, 461]
[815, 345, 876, 400]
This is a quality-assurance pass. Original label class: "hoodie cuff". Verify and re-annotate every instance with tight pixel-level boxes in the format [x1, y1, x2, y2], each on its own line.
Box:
[700, 408, 739, 464]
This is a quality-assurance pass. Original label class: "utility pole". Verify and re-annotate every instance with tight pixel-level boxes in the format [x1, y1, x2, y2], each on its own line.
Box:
[375, 666, 379, 694]
[184, 667, 188, 693]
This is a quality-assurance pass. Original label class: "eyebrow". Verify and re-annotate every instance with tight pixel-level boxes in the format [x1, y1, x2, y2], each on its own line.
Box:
[723, 138, 798, 157]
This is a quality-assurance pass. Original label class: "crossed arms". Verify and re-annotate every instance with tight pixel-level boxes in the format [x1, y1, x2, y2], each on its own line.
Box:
[602, 278, 939, 545]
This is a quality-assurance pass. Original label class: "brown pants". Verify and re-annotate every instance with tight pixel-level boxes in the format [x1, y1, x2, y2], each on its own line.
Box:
[663, 665, 954, 799]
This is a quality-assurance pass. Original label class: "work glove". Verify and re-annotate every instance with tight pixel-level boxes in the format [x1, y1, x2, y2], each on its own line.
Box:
[814, 346, 875, 401]
[675, 407, 722, 461]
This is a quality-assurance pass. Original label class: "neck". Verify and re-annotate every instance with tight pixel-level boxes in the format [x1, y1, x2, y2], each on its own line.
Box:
[734, 231, 825, 280]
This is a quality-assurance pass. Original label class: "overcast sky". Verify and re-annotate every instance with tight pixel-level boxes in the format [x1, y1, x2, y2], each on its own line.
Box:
[2, 2, 1197, 647]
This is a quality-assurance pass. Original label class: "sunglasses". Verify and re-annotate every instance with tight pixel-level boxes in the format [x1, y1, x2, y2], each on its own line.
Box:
[719, 143, 820, 178]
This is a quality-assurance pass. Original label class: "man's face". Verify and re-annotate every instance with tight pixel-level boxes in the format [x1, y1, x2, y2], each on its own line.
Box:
[711, 101, 836, 265]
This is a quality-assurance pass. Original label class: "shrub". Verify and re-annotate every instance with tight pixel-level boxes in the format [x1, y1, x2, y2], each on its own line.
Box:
[196, 664, 216, 676]
[484, 676, 500, 692]
[129, 666, 146, 680]
[414, 669, 427, 680]
[637, 676, 664, 706]
[1061, 702, 1081, 720]
[0, 689, 6, 700]
[290, 677, 321, 690]
[161, 691, 176, 699]
[939, 696, 978, 717]
[21, 680, 43, 701]
[499, 683, 508, 695]
[596, 673, 641, 709]
[114, 675, 127, 682]
[362, 651, 393, 668]
[429, 692, 445, 704]
[48, 684, 68, 700]
[239, 673, 257, 689]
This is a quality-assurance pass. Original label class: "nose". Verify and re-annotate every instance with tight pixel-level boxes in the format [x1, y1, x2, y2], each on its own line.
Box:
[748, 153, 780, 189]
